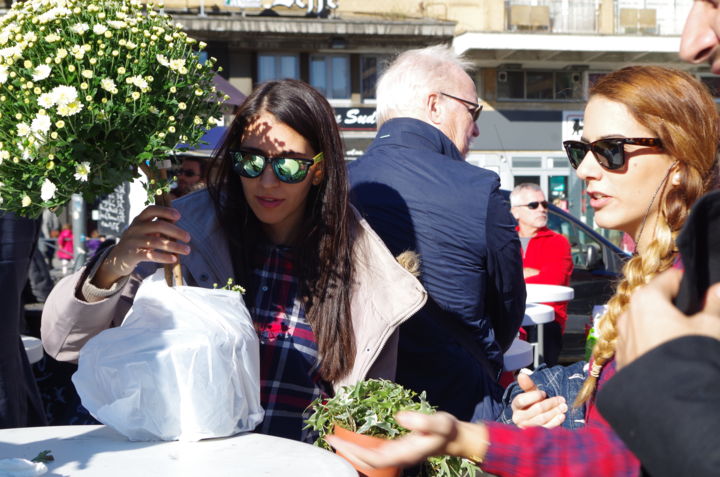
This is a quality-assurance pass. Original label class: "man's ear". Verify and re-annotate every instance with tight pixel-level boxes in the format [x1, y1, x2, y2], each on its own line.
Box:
[426, 92, 444, 125]
[510, 206, 520, 220]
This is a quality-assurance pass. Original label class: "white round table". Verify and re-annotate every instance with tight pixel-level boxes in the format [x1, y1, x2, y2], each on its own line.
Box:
[21, 336, 43, 364]
[503, 338, 534, 372]
[522, 303, 555, 368]
[525, 284, 574, 303]
[0, 425, 356, 476]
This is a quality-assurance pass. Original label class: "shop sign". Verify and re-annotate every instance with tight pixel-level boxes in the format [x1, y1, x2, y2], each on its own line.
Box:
[334, 107, 377, 130]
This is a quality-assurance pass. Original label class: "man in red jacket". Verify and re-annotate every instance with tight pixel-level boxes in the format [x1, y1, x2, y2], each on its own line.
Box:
[510, 183, 573, 366]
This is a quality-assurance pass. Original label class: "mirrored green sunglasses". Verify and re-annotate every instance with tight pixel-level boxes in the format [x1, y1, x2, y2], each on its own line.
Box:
[230, 149, 324, 184]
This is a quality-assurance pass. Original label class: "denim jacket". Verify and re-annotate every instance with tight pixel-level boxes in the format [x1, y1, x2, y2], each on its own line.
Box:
[497, 361, 588, 430]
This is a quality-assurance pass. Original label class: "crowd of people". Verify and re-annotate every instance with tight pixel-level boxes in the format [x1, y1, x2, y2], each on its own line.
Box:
[1, 2, 718, 476]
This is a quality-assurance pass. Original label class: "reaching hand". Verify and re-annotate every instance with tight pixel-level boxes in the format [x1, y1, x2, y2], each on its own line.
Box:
[615, 268, 720, 369]
[325, 411, 487, 469]
[92, 205, 191, 288]
[510, 372, 567, 429]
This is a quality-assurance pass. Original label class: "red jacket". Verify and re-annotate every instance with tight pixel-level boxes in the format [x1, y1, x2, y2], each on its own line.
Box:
[520, 227, 573, 330]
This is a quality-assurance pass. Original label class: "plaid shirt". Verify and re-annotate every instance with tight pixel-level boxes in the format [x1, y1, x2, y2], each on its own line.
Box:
[483, 360, 640, 477]
[249, 245, 330, 442]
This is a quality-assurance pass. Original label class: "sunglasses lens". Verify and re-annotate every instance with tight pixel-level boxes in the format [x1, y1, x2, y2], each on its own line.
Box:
[564, 142, 587, 169]
[594, 140, 625, 170]
[527, 202, 539, 209]
[233, 152, 265, 178]
[274, 158, 308, 183]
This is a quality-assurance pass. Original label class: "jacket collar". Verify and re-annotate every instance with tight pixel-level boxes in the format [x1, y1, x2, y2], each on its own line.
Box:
[515, 225, 554, 239]
[369, 118, 465, 162]
[173, 189, 234, 286]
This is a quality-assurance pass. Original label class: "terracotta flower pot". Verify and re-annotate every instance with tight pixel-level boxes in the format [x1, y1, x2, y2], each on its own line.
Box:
[332, 425, 402, 477]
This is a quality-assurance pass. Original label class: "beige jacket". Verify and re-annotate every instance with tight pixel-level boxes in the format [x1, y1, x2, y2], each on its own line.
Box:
[41, 190, 427, 389]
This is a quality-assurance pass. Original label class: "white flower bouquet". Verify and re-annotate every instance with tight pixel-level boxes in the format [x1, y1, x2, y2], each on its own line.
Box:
[0, 0, 225, 217]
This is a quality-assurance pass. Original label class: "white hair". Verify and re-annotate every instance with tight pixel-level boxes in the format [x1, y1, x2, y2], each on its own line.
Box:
[375, 44, 475, 126]
[510, 183, 543, 206]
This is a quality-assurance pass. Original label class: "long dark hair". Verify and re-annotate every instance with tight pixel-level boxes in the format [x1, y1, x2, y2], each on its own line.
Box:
[208, 79, 355, 382]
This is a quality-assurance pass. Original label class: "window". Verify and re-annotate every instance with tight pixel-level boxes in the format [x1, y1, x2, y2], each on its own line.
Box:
[360, 55, 389, 101]
[498, 70, 584, 100]
[310, 54, 350, 99]
[512, 157, 542, 168]
[257, 53, 299, 83]
[546, 212, 603, 271]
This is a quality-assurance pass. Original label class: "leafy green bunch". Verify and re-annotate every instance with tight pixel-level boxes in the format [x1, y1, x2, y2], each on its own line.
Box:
[305, 379, 480, 477]
[0, 0, 225, 217]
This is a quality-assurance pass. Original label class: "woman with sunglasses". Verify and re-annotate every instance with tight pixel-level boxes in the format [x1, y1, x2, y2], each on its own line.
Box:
[327, 66, 719, 475]
[41, 79, 426, 441]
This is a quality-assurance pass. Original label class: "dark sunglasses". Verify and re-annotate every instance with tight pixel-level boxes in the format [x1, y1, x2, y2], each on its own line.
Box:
[440, 92, 483, 122]
[563, 138, 662, 171]
[230, 149, 324, 184]
[177, 169, 198, 178]
[515, 201, 548, 210]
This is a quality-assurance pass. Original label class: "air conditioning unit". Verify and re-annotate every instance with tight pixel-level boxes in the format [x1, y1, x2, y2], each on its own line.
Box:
[498, 71, 508, 83]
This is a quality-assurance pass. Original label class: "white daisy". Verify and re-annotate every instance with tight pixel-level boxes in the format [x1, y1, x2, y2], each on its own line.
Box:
[50, 85, 78, 106]
[38, 92, 55, 108]
[40, 178, 56, 201]
[31, 112, 51, 134]
[32, 64, 51, 81]
[16, 122, 30, 137]
[71, 23, 89, 34]
[74, 161, 91, 182]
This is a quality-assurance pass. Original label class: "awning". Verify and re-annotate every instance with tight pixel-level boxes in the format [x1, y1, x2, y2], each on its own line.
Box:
[176, 126, 229, 157]
[213, 75, 246, 106]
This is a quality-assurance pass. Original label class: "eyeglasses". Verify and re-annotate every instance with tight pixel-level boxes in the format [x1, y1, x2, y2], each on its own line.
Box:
[177, 169, 198, 178]
[440, 92, 483, 122]
[515, 201, 548, 210]
[230, 149, 324, 184]
[563, 138, 662, 171]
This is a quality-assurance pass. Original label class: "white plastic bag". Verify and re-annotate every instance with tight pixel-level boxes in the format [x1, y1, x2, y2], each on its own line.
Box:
[72, 270, 264, 441]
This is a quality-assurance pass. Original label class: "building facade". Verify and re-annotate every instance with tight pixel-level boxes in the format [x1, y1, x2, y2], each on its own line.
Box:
[161, 0, 710, 228]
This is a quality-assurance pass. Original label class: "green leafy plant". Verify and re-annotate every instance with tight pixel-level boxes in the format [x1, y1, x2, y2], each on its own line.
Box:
[305, 379, 480, 477]
[0, 0, 225, 217]
[31, 449, 54, 463]
[213, 277, 246, 294]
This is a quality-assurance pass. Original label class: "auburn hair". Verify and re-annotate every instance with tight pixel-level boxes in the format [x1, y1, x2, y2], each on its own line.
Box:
[576, 66, 720, 406]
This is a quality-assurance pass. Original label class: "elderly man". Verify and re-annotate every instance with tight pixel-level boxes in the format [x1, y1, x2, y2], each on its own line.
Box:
[510, 183, 572, 366]
[596, 4, 720, 476]
[348, 45, 525, 421]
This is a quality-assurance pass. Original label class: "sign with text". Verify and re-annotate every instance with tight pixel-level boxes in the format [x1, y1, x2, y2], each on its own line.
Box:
[97, 183, 130, 237]
[334, 107, 377, 131]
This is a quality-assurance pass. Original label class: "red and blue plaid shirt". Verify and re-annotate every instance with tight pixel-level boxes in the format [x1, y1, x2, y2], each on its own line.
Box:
[483, 360, 640, 477]
[249, 244, 330, 442]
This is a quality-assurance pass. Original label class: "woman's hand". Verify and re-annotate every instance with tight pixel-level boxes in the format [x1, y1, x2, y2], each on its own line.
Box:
[616, 268, 720, 369]
[92, 205, 191, 288]
[325, 411, 489, 469]
[510, 373, 567, 429]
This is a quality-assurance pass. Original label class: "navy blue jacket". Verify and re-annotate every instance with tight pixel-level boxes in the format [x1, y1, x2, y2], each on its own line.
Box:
[348, 118, 525, 420]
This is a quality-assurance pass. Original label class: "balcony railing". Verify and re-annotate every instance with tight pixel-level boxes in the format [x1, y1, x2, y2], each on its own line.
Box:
[506, 0, 693, 36]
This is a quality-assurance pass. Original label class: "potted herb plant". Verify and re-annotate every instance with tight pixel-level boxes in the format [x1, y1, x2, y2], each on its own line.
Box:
[305, 379, 480, 477]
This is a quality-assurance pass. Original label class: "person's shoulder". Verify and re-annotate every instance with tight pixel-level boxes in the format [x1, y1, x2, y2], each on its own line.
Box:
[172, 188, 215, 229]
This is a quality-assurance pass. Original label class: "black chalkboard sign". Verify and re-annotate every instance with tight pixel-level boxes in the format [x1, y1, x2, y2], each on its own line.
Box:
[97, 183, 130, 237]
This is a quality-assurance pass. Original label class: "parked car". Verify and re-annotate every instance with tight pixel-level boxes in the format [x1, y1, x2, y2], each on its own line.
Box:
[545, 203, 629, 318]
